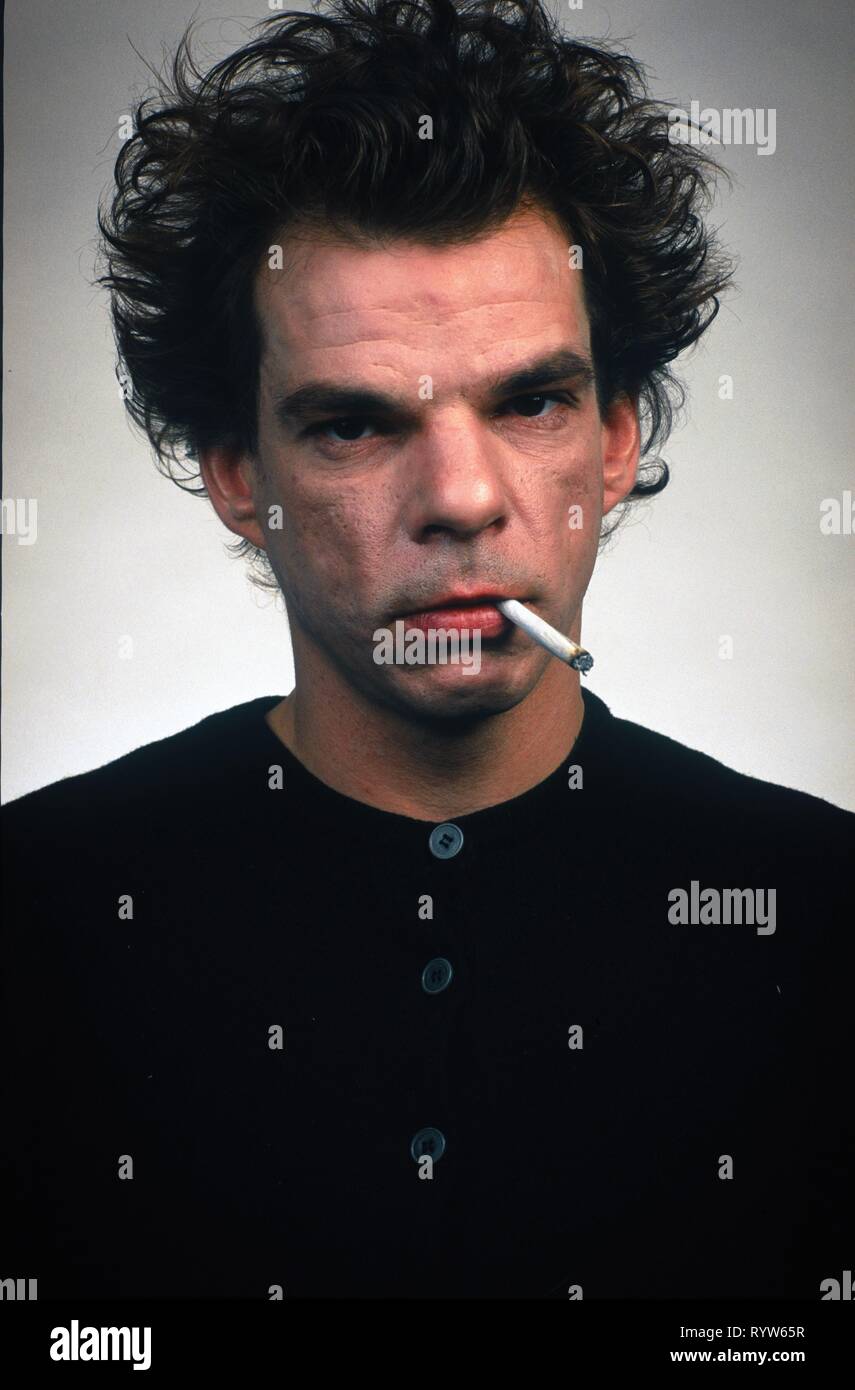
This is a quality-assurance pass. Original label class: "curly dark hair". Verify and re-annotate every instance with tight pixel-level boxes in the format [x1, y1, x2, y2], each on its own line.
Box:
[96, 0, 734, 589]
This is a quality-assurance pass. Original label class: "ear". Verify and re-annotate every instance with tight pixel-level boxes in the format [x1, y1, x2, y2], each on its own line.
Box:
[198, 445, 268, 551]
[600, 392, 641, 515]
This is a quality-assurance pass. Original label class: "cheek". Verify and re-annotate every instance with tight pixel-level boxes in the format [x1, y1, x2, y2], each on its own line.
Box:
[566, 423, 605, 513]
[267, 471, 388, 608]
[521, 434, 603, 542]
[567, 468, 603, 543]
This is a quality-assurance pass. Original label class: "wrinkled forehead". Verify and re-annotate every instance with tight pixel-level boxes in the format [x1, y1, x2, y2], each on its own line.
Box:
[252, 207, 591, 368]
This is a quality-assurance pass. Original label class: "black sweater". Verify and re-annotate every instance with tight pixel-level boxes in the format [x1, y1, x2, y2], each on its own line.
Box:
[2, 688, 852, 1298]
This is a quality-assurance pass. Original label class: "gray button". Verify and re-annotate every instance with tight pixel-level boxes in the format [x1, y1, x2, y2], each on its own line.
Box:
[410, 1127, 446, 1162]
[428, 822, 464, 859]
[422, 957, 454, 994]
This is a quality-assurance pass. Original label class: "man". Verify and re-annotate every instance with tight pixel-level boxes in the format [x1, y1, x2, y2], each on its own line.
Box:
[2, 0, 852, 1300]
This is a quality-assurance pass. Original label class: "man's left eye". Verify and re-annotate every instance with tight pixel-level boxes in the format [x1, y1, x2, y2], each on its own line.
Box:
[505, 393, 569, 418]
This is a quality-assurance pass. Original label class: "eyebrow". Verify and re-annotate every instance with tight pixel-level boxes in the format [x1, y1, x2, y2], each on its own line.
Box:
[272, 348, 596, 428]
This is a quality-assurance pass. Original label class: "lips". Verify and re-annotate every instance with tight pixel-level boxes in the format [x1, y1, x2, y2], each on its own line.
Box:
[399, 593, 519, 639]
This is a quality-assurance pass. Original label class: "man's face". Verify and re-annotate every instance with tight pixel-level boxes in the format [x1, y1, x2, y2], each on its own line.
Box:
[227, 206, 638, 720]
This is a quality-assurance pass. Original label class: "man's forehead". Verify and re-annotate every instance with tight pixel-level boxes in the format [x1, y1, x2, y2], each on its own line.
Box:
[254, 209, 588, 357]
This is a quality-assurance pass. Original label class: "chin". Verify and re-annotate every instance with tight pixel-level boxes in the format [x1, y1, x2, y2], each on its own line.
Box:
[384, 663, 536, 723]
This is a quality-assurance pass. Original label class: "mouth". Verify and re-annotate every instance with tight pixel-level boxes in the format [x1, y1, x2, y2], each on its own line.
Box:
[396, 592, 527, 640]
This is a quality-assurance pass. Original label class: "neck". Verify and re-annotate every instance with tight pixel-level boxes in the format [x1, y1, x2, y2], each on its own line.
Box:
[265, 641, 584, 822]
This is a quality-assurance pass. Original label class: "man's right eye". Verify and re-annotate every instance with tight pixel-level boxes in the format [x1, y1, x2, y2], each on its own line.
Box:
[306, 418, 377, 443]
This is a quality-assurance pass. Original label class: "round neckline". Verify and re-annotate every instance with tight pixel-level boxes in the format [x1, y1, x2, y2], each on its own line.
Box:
[243, 685, 611, 838]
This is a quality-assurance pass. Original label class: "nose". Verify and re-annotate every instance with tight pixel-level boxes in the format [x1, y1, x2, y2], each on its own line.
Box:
[404, 414, 507, 541]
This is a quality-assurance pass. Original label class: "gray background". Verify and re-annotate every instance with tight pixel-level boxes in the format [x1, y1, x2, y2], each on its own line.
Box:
[3, 0, 854, 807]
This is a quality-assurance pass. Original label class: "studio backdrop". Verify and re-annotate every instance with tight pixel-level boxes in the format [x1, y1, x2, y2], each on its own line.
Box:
[2, 0, 853, 808]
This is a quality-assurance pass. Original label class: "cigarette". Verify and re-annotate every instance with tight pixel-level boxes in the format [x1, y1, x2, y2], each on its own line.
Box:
[496, 599, 594, 674]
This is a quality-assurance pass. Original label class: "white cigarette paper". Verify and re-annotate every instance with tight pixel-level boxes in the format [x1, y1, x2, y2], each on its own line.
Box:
[496, 599, 593, 674]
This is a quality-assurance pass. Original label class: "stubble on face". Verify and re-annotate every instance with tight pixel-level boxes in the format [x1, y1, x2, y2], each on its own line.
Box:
[249, 206, 608, 727]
